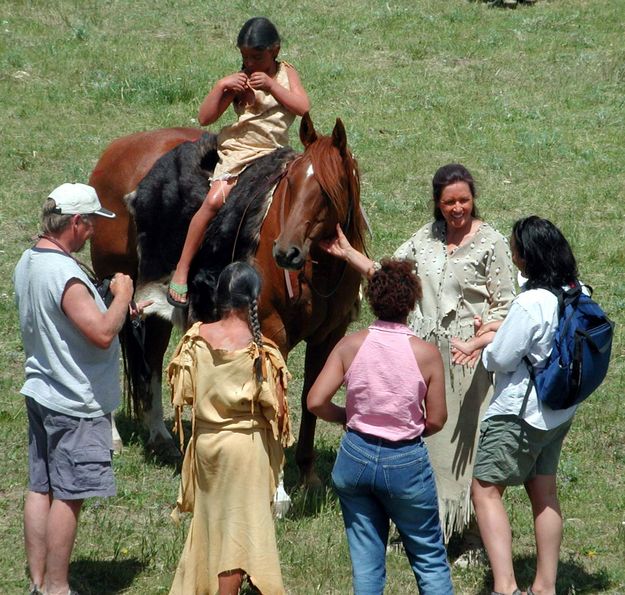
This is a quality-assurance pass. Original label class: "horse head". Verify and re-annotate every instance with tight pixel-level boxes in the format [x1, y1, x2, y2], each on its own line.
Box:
[272, 113, 364, 270]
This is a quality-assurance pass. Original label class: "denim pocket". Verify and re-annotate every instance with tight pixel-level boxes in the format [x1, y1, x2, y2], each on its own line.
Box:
[382, 451, 426, 500]
[331, 444, 368, 494]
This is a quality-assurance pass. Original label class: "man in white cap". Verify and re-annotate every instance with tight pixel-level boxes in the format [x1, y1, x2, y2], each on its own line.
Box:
[14, 183, 135, 595]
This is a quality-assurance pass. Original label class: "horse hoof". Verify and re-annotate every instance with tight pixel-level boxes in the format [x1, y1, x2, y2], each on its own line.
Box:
[112, 438, 123, 455]
[148, 436, 182, 465]
[300, 470, 323, 489]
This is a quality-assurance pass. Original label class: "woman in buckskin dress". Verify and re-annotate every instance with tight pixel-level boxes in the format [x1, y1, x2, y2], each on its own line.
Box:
[168, 262, 293, 595]
[321, 163, 516, 543]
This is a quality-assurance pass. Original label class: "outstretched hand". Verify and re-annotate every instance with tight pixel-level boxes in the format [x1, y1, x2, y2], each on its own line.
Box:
[319, 224, 353, 261]
[130, 299, 153, 320]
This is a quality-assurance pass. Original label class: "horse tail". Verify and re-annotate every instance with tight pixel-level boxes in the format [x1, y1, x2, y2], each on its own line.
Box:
[118, 315, 152, 417]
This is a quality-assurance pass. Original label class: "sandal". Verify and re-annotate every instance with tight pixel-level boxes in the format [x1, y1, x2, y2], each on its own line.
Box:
[491, 590, 521, 595]
[167, 280, 188, 308]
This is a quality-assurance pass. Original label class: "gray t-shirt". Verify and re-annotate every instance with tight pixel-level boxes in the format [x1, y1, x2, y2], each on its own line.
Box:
[14, 248, 121, 417]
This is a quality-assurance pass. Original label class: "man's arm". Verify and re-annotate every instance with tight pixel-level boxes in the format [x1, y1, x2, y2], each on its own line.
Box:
[61, 273, 134, 349]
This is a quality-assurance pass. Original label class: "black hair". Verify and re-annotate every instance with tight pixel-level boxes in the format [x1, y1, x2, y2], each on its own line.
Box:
[431, 163, 479, 222]
[512, 216, 578, 290]
[237, 17, 281, 50]
[365, 259, 422, 322]
[215, 261, 265, 381]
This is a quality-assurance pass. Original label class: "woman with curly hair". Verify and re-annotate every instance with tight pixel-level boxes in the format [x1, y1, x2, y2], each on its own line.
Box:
[308, 259, 453, 594]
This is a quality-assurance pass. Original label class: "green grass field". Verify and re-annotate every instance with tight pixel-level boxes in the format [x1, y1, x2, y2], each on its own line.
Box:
[1, 1, 624, 593]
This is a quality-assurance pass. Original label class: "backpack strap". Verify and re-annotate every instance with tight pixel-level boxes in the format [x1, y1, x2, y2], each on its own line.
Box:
[519, 280, 584, 417]
[519, 356, 535, 418]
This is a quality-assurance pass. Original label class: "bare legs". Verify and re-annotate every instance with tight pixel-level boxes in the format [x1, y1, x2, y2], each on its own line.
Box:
[168, 178, 236, 304]
[24, 491, 83, 595]
[24, 491, 50, 591]
[471, 475, 561, 595]
[525, 475, 561, 595]
[471, 479, 519, 594]
[218, 569, 244, 595]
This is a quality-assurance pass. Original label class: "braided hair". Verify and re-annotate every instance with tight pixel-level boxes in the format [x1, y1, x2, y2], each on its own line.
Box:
[215, 262, 265, 382]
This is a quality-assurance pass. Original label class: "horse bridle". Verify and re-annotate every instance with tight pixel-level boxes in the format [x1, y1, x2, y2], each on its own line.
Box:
[279, 155, 355, 300]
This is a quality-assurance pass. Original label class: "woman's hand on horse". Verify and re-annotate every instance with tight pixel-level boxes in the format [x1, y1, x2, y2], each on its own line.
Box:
[320, 224, 375, 277]
[319, 224, 353, 261]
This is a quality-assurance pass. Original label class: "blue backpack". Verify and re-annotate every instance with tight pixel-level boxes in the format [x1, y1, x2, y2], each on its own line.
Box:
[524, 282, 615, 410]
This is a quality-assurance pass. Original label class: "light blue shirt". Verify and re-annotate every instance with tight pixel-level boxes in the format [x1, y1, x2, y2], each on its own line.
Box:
[14, 248, 121, 417]
[482, 287, 577, 430]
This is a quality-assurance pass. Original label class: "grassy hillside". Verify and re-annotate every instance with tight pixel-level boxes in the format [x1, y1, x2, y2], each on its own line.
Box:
[1, 1, 623, 592]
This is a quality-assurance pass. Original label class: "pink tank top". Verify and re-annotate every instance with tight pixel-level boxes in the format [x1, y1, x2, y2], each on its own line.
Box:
[344, 320, 427, 441]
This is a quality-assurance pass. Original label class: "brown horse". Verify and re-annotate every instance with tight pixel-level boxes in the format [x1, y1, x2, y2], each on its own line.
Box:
[89, 114, 367, 482]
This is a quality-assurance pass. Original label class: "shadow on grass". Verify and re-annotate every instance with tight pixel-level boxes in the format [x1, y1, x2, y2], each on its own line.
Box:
[70, 557, 145, 594]
[283, 442, 337, 489]
[114, 411, 182, 469]
[475, 553, 612, 594]
[280, 442, 340, 518]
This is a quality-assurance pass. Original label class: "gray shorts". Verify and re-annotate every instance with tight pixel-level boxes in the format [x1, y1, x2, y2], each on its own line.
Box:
[26, 397, 116, 500]
[473, 415, 572, 486]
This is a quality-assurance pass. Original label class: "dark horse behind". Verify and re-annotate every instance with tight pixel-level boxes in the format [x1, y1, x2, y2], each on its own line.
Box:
[89, 114, 367, 483]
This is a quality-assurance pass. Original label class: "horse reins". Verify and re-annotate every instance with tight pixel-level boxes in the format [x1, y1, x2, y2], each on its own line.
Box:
[229, 163, 291, 264]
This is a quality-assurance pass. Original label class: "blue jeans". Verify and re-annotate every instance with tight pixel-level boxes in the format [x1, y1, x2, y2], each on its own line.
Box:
[332, 430, 453, 595]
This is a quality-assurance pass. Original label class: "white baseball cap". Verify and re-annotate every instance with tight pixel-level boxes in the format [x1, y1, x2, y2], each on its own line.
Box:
[48, 183, 116, 219]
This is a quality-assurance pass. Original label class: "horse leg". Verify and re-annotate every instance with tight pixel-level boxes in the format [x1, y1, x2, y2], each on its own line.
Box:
[296, 324, 349, 487]
[142, 315, 181, 461]
[296, 342, 323, 487]
[111, 414, 123, 454]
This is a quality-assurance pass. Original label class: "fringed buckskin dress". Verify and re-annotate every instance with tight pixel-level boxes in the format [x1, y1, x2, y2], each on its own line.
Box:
[394, 220, 515, 542]
[168, 322, 293, 595]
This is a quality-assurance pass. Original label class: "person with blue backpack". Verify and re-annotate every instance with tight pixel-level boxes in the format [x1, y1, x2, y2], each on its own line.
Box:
[469, 216, 613, 595]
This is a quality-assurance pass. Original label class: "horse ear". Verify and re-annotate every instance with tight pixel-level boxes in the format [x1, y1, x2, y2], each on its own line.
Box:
[299, 112, 317, 147]
[332, 118, 347, 155]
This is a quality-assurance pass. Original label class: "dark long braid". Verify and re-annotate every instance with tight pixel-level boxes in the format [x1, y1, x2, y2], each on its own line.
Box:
[248, 297, 265, 383]
[215, 262, 265, 383]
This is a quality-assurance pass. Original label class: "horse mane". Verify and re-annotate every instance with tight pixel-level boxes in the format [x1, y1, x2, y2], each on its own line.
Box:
[189, 147, 296, 322]
[307, 136, 367, 253]
[129, 133, 218, 283]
